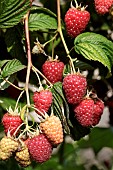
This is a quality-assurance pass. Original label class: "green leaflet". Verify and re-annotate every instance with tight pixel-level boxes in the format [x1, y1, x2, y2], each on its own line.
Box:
[1, 59, 26, 78]
[0, 0, 30, 28]
[74, 32, 113, 75]
[28, 7, 58, 31]
[51, 82, 91, 140]
[0, 74, 15, 90]
[78, 127, 113, 153]
[0, 60, 10, 68]
[51, 82, 71, 135]
[4, 27, 25, 59]
[0, 97, 24, 109]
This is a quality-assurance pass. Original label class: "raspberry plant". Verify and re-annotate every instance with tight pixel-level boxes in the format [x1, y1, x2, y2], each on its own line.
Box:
[0, 0, 113, 169]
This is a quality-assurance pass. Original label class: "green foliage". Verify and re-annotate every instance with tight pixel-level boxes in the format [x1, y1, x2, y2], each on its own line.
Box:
[0, 97, 24, 110]
[0, 59, 26, 90]
[1, 59, 26, 78]
[29, 7, 58, 31]
[0, 0, 30, 28]
[0, 74, 16, 90]
[0, 60, 10, 68]
[78, 127, 113, 153]
[74, 60, 95, 71]
[74, 32, 113, 76]
[51, 82, 70, 135]
[4, 27, 25, 59]
[51, 82, 91, 141]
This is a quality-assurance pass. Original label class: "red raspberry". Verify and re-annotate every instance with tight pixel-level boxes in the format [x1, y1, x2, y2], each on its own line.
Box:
[74, 98, 104, 127]
[63, 73, 87, 105]
[28, 134, 52, 163]
[92, 100, 104, 126]
[94, 0, 113, 15]
[2, 112, 23, 136]
[64, 6, 90, 37]
[33, 89, 52, 115]
[42, 60, 64, 84]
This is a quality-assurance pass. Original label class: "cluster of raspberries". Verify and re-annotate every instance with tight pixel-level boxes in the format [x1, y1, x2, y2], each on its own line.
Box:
[42, 58, 104, 127]
[1, 110, 63, 166]
[0, 57, 104, 167]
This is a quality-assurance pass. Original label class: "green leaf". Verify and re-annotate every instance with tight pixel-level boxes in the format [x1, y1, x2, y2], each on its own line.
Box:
[0, 0, 30, 28]
[64, 61, 94, 76]
[4, 27, 25, 59]
[1, 59, 26, 77]
[51, 82, 91, 140]
[69, 112, 91, 141]
[0, 60, 10, 68]
[0, 74, 15, 90]
[74, 32, 113, 75]
[51, 82, 71, 135]
[78, 127, 113, 153]
[29, 7, 57, 31]
[74, 60, 95, 71]
[0, 97, 16, 110]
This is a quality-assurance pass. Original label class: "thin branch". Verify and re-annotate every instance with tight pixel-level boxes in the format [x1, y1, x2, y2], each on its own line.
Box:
[4, 78, 23, 91]
[32, 65, 53, 87]
[57, 0, 69, 55]
[57, 0, 76, 73]
[24, 12, 32, 106]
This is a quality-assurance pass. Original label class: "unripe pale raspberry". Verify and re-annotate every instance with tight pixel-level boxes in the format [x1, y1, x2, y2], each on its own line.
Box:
[28, 134, 52, 163]
[15, 146, 31, 167]
[94, 0, 113, 15]
[40, 115, 63, 146]
[33, 89, 52, 115]
[0, 148, 11, 160]
[0, 136, 19, 153]
[42, 60, 64, 84]
[63, 73, 87, 105]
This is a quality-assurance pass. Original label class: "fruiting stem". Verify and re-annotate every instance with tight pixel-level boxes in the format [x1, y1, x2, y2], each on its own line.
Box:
[43, 33, 58, 47]
[52, 40, 55, 60]
[24, 12, 32, 107]
[57, 0, 69, 55]
[32, 65, 53, 87]
[57, 0, 76, 73]
[14, 90, 25, 111]
[32, 67, 43, 89]
[3, 78, 23, 91]
[30, 105, 45, 118]
[14, 123, 25, 138]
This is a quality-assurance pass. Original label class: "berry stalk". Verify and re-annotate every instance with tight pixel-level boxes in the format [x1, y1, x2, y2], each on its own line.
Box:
[14, 90, 25, 112]
[32, 65, 53, 87]
[24, 12, 32, 107]
[3, 78, 23, 91]
[57, 0, 76, 73]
